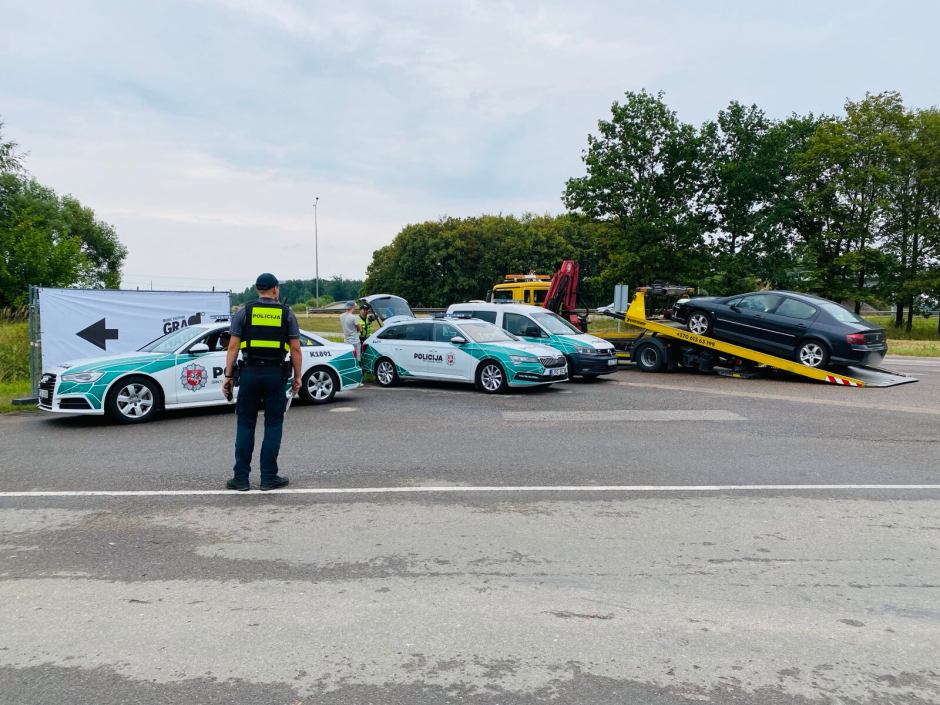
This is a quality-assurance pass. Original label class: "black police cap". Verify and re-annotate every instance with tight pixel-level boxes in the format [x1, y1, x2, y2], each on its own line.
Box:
[256, 273, 279, 289]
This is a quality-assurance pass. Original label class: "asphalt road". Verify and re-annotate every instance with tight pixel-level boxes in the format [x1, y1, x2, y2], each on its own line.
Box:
[2, 359, 939, 704]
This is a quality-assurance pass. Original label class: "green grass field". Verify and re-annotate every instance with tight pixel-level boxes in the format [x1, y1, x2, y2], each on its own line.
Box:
[0, 380, 32, 413]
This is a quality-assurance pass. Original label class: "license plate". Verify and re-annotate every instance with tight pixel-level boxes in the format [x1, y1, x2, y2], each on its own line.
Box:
[607, 359, 617, 366]
[550, 368, 565, 377]
[39, 390, 50, 400]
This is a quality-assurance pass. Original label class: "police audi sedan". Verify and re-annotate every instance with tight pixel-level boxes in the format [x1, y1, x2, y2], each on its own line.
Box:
[38, 322, 362, 423]
[360, 295, 568, 393]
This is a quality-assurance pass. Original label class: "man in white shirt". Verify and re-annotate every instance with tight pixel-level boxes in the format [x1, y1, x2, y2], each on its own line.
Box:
[340, 300, 362, 359]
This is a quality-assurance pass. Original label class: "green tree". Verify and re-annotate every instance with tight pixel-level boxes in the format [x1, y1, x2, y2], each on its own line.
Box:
[0, 120, 127, 306]
[0, 119, 26, 175]
[0, 176, 127, 306]
[787, 93, 906, 310]
[563, 90, 710, 292]
[361, 214, 613, 307]
[883, 106, 940, 330]
[700, 102, 796, 293]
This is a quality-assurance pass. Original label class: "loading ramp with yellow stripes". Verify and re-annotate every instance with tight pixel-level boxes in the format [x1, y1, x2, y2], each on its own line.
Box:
[597, 292, 917, 388]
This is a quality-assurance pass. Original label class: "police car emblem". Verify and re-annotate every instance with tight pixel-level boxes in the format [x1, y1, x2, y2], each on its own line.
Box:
[446, 353, 455, 366]
[180, 363, 207, 391]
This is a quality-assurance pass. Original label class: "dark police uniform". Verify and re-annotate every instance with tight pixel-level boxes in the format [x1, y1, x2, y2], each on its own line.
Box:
[229, 295, 300, 486]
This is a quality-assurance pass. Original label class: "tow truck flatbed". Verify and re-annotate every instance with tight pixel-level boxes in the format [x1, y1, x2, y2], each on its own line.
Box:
[599, 292, 917, 388]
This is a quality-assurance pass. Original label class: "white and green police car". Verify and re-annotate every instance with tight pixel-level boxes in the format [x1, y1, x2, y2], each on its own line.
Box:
[446, 302, 617, 378]
[360, 295, 567, 393]
[38, 321, 362, 423]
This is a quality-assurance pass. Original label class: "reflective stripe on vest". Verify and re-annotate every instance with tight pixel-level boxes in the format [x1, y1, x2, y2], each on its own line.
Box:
[250, 307, 284, 326]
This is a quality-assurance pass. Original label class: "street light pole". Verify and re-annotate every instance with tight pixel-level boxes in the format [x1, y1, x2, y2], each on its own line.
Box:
[313, 197, 319, 308]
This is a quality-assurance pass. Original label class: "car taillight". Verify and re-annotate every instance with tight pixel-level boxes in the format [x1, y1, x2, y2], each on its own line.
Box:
[846, 333, 866, 345]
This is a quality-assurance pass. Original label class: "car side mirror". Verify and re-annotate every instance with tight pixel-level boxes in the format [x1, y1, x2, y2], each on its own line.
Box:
[524, 326, 541, 338]
[450, 336, 467, 345]
[729, 305, 739, 312]
[189, 343, 210, 354]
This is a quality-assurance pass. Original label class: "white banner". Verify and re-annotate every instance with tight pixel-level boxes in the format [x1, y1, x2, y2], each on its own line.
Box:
[39, 289, 231, 369]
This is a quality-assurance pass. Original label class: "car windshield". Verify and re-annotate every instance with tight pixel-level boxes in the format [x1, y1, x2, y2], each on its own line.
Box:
[531, 311, 581, 335]
[458, 321, 519, 343]
[819, 302, 868, 324]
[139, 327, 206, 353]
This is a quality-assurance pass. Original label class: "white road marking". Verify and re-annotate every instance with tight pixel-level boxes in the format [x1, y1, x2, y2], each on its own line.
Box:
[615, 382, 940, 415]
[501, 410, 745, 422]
[328, 406, 358, 413]
[1, 485, 937, 498]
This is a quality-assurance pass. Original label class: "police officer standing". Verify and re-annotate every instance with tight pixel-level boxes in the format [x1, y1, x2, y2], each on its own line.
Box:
[358, 303, 372, 344]
[221, 273, 302, 491]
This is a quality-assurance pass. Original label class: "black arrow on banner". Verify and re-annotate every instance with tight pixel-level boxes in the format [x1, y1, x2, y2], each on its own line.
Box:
[76, 318, 120, 350]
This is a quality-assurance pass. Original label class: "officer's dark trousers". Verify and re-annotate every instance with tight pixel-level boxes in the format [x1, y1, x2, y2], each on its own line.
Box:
[233, 367, 287, 482]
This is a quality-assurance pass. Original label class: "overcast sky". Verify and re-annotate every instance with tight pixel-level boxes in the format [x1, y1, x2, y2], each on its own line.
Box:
[1, 0, 937, 292]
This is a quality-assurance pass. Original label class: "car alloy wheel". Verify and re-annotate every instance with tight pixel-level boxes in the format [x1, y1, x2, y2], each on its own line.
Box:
[376, 360, 396, 386]
[688, 312, 711, 335]
[479, 363, 504, 392]
[798, 342, 826, 368]
[305, 369, 335, 403]
[116, 382, 154, 418]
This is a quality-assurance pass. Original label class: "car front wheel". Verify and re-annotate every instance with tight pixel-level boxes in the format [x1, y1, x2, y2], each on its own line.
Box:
[301, 367, 338, 404]
[374, 358, 400, 387]
[106, 376, 160, 423]
[796, 340, 829, 368]
[687, 310, 713, 336]
[477, 361, 507, 394]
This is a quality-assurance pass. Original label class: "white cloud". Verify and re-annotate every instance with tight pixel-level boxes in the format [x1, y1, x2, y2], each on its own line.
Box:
[1, 0, 937, 291]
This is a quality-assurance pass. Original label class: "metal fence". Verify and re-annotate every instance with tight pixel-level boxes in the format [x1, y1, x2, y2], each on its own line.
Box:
[28, 284, 41, 398]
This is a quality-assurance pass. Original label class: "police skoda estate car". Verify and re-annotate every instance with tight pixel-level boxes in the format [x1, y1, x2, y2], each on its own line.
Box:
[447, 302, 617, 378]
[360, 294, 567, 393]
[38, 322, 362, 423]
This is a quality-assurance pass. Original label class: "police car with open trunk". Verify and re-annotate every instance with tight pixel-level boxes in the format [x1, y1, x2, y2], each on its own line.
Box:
[360, 295, 567, 393]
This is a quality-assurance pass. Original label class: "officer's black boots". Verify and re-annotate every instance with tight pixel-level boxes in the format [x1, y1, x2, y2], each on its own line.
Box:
[226, 477, 250, 491]
[260, 475, 290, 491]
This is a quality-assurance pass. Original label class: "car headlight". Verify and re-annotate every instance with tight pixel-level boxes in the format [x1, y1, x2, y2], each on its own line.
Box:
[509, 355, 539, 364]
[61, 371, 105, 383]
[575, 346, 597, 355]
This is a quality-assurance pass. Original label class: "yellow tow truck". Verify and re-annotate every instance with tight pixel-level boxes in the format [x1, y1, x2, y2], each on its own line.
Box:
[486, 273, 552, 306]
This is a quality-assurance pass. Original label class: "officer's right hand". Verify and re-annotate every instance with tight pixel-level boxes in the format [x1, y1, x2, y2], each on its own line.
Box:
[222, 377, 233, 397]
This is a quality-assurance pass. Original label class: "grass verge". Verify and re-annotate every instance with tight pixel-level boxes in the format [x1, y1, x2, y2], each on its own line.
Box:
[884, 340, 940, 357]
[0, 380, 34, 413]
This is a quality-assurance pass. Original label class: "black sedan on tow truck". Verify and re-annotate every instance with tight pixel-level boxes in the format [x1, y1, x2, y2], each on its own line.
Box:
[670, 291, 888, 369]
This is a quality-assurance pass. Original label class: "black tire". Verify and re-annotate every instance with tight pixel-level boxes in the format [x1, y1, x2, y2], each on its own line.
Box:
[686, 310, 713, 336]
[300, 367, 338, 404]
[105, 375, 161, 424]
[796, 340, 829, 369]
[476, 360, 508, 394]
[634, 343, 665, 373]
[374, 357, 400, 387]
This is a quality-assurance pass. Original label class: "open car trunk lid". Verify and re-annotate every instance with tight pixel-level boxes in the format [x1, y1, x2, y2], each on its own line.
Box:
[362, 294, 415, 326]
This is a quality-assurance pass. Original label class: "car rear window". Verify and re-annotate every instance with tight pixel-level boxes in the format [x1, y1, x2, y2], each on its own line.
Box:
[470, 310, 497, 324]
[776, 299, 817, 320]
[820, 303, 868, 324]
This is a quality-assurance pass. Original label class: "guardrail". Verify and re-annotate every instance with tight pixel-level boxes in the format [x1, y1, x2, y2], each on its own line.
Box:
[302, 307, 449, 315]
[299, 307, 939, 318]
